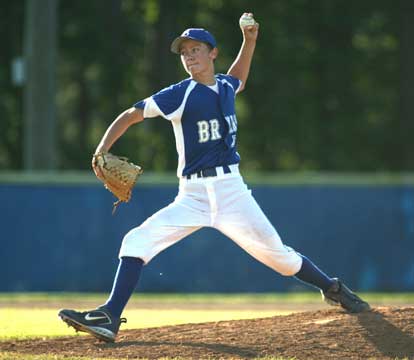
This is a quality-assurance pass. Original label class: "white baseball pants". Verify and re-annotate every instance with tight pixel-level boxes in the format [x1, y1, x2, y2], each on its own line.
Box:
[119, 165, 302, 276]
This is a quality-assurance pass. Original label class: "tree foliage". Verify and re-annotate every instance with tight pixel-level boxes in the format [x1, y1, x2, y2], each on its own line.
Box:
[1, 0, 412, 171]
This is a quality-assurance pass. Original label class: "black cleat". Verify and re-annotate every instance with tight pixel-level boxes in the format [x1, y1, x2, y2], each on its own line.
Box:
[321, 278, 371, 313]
[58, 306, 126, 342]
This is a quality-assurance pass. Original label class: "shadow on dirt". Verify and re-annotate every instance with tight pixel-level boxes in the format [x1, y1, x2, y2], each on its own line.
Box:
[357, 309, 414, 358]
[106, 340, 259, 358]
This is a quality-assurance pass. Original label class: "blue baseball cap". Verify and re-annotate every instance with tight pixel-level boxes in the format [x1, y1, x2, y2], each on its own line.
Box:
[170, 28, 217, 54]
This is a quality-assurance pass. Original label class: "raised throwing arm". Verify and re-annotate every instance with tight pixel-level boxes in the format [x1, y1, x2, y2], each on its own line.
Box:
[227, 13, 259, 93]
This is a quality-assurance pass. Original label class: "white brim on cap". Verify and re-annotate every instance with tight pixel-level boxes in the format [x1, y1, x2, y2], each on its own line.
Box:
[171, 36, 194, 54]
[170, 36, 213, 54]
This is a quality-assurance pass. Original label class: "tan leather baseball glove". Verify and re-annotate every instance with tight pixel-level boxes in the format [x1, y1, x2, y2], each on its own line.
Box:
[92, 152, 143, 213]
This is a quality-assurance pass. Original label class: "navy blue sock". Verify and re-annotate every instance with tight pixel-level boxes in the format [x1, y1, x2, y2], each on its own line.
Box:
[294, 255, 334, 292]
[104, 256, 144, 318]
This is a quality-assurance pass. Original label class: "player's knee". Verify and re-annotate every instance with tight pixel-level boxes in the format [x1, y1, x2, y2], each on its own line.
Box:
[278, 264, 300, 276]
[272, 252, 302, 276]
[121, 228, 140, 247]
[119, 228, 150, 262]
[122, 225, 152, 243]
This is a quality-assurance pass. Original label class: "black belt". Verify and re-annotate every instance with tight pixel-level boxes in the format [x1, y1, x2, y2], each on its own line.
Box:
[186, 165, 231, 179]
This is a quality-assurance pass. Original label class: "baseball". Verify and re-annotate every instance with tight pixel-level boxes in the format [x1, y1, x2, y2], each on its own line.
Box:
[239, 15, 256, 28]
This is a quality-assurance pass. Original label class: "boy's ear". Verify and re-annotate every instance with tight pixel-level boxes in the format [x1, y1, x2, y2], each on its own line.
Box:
[209, 47, 219, 60]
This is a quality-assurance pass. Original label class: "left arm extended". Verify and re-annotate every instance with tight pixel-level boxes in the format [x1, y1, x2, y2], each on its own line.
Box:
[227, 13, 259, 92]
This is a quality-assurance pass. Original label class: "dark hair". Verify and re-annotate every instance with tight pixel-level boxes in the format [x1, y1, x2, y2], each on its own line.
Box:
[205, 42, 214, 52]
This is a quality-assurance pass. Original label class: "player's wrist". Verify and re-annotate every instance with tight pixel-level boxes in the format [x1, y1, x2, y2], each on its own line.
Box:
[242, 34, 257, 43]
[94, 148, 109, 155]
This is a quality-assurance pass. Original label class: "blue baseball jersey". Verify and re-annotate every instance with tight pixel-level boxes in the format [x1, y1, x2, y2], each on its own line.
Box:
[134, 74, 242, 177]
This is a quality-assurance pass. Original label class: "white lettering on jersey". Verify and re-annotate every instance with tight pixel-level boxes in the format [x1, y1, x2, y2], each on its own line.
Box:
[225, 114, 238, 133]
[197, 120, 210, 143]
[224, 115, 238, 148]
[209, 119, 221, 140]
[197, 119, 222, 143]
[231, 134, 236, 147]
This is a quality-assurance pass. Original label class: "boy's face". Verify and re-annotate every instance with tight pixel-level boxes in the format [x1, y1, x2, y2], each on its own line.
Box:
[179, 39, 218, 77]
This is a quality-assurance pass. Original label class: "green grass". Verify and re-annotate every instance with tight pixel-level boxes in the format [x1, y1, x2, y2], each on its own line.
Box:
[0, 291, 324, 305]
[0, 292, 309, 340]
[0, 308, 287, 340]
[1, 291, 413, 305]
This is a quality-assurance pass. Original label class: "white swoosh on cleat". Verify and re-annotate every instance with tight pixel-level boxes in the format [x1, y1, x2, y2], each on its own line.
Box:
[85, 314, 107, 321]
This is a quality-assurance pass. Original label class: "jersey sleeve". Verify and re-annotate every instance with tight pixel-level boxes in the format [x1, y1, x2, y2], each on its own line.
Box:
[134, 82, 188, 120]
[224, 74, 243, 94]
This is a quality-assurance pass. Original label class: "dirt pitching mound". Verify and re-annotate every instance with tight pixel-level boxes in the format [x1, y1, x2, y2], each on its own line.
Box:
[2, 307, 414, 359]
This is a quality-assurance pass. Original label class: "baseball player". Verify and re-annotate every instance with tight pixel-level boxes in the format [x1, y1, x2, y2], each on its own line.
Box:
[59, 13, 370, 342]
